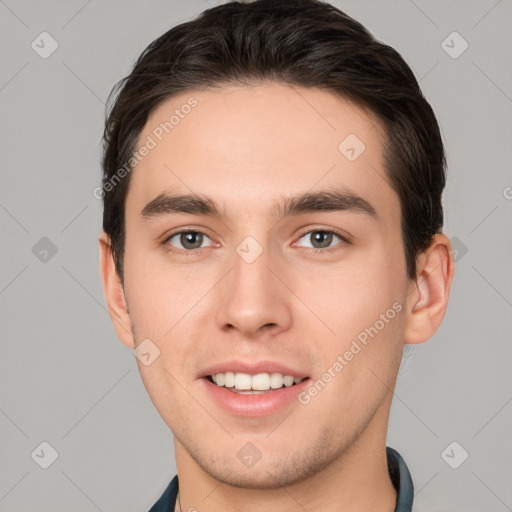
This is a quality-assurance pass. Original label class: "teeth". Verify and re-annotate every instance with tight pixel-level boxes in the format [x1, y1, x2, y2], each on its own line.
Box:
[270, 372, 284, 389]
[234, 373, 252, 390]
[210, 372, 303, 391]
[252, 373, 270, 390]
[283, 375, 294, 387]
[224, 371, 235, 387]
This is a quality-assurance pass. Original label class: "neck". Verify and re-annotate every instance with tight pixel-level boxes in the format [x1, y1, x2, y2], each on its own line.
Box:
[173, 406, 397, 512]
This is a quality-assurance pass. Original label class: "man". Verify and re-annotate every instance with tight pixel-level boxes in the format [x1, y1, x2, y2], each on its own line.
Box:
[98, 1, 455, 510]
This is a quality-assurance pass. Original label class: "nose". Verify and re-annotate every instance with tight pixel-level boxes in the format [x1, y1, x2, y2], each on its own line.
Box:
[214, 241, 292, 338]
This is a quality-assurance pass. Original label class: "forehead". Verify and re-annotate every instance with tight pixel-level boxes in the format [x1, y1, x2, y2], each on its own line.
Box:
[126, 83, 399, 226]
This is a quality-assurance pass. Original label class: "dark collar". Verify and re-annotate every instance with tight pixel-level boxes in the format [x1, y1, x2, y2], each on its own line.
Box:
[386, 446, 414, 511]
[148, 446, 414, 511]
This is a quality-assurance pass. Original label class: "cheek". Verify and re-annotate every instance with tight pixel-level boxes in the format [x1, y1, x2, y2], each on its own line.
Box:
[292, 247, 406, 396]
[136, 360, 195, 437]
[123, 244, 193, 338]
[123, 255, 211, 391]
[296, 285, 405, 425]
[295, 257, 402, 342]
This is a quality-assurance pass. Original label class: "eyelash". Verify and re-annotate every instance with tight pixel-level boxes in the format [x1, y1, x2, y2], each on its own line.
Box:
[162, 228, 350, 256]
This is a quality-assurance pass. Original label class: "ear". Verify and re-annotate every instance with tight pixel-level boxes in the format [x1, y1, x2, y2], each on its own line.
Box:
[98, 232, 135, 349]
[404, 233, 455, 345]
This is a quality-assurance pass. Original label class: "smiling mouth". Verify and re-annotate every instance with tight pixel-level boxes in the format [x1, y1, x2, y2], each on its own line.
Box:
[205, 372, 309, 394]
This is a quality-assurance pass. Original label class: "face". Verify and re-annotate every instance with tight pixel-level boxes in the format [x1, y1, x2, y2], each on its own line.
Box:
[119, 83, 414, 488]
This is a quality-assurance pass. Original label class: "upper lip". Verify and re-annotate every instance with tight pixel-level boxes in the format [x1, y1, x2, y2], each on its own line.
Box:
[199, 360, 309, 379]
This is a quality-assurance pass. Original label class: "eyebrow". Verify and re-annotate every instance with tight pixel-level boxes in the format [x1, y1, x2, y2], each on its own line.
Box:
[140, 187, 379, 222]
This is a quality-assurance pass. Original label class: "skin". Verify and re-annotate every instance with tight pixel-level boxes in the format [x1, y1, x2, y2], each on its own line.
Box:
[99, 82, 454, 512]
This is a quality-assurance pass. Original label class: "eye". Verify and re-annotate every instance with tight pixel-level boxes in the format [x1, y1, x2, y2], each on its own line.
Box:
[163, 230, 214, 252]
[294, 229, 348, 252]
[162, 228, 349, 255]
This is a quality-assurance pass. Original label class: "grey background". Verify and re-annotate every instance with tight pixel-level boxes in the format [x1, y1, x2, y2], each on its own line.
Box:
[1, 0, 511, 511]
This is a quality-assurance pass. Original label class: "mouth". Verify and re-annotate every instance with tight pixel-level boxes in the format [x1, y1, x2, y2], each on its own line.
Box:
[205, 372, 307, 394]
[199, 369, 311, 417]
[198, 360, 311, 416]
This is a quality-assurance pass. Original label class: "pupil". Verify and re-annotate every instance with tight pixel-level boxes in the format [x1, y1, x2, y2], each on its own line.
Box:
[312, 231, 331, 248]
[182, 232, 202, 249]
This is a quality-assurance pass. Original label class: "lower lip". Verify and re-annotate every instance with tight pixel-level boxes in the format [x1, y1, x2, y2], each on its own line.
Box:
[199, 377, 311, 417]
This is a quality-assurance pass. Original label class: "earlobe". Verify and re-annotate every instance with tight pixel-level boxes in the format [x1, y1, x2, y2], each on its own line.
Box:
[404, 233, 455, 345]
[98, 232, 135, 349]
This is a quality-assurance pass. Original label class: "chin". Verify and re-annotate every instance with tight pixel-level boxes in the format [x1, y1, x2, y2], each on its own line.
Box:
[205, 465, 312, 490]
[197, 444, 339, 490]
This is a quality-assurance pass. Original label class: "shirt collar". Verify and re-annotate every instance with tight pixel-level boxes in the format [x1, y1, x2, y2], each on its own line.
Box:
[386, 446, 414, 511]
